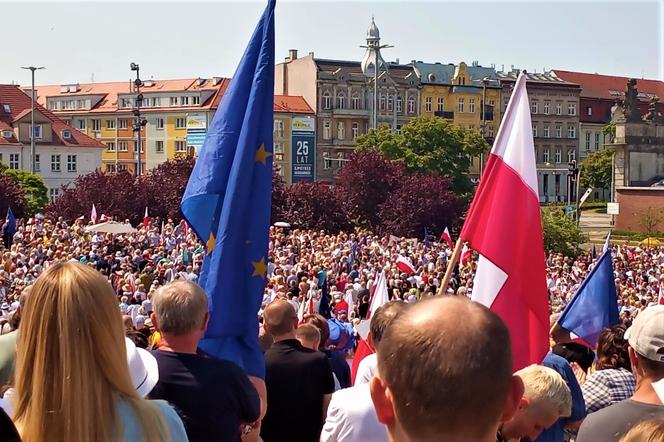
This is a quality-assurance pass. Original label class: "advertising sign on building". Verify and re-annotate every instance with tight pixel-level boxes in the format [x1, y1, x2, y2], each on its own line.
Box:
[291, 117, 315, 182]
[186, 114, 207, 150]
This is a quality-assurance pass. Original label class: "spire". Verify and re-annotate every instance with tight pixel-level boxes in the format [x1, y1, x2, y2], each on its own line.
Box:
[366, 16, 380, 45]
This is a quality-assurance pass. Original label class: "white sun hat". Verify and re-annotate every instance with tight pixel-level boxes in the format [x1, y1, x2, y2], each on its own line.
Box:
[125, 337, 159, 397]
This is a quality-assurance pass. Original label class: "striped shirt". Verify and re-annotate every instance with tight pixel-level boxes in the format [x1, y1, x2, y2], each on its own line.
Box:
[582, 368, 636, 413]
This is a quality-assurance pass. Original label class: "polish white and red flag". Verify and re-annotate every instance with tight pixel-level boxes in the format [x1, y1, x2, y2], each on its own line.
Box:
[440, 227, 454, 248]
[91, 204, 98, 224]
[396, 255, 416, 275]
[143, 207, 150, 228]
[460, 243, 473, 267]
[460, 73, 549, 371]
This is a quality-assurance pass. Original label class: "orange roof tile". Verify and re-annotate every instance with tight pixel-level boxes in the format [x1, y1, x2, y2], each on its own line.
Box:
[552, 70, 664, 101]
[273, 95, 314, 114]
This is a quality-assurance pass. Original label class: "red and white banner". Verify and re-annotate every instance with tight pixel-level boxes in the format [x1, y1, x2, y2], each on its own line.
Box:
[460, 243, 473, 267]
[143, 207, 150, 228]
[396, 255, 416, 275]
[460, 73, 549, 371]
[441, 227, 454, 248]
[91, 204, 98, 224]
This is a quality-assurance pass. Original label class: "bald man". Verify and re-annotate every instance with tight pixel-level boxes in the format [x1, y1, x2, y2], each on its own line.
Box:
[260, 300, 335, 442]
[370, 296, 524, 442]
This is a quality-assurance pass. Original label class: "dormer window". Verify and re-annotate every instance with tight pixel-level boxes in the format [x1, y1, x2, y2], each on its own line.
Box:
[2, 130, 12, 139]
[61, 130, 71, 139]
[30, 125, 42, 140]
[2, 104, 10, 113]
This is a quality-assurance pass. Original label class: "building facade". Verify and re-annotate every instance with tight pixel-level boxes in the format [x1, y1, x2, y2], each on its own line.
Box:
[275, 21, 420, 181]
[413, 61, 501, 181]
[0, 84, 105, 198]
[498, 71, 581, 203]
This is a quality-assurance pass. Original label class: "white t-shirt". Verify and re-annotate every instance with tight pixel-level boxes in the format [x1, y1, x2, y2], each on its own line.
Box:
[354, 353, 377, 385]
[321, 383, 387, 442]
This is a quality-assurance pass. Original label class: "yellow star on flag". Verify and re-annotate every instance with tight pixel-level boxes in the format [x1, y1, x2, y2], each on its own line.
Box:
[206, 232, 216, 254]
[252, 257, 268, 279]
[255, 143, 272, 165]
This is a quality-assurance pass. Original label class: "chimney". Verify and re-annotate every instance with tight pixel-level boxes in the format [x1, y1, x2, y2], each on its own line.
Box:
[288, 49, 298, 62]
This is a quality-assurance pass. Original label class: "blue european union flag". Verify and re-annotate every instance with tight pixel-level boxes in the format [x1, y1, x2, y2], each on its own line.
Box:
[180, 0, 275, 379]
[558, 249, 619, 347]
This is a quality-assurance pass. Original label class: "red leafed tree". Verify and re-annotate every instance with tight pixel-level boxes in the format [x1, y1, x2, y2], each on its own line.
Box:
[377, 172, 461, 237]
[287, 182, 350, 233]
[335, 149, 405, 228]
[46, 171, 149, 224]
[0, 174, 28, 219]
[144, 156, 196, 221]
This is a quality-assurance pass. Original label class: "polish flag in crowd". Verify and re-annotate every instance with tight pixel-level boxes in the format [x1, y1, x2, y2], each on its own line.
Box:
[351, 271, 389, 384]
[460, 244, 473, 267]
[658, 282, 664, 305]
[440, 227, 454, 248]
[143, 207, 150, 228]
[396, 255, 416, 275]
[459, 72, 549, 371]
[91, 204, 98, 224]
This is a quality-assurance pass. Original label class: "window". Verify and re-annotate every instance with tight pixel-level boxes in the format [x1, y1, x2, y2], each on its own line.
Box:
[34, 154, 40, 172]
[175, 141, 186, 152]
[556, 102, 562, 115]
[156, 118, 164, 130]
[92, 119, 101, 131]
[531, 101, 538, 114]
[352, 122, 359, 139]
[106, 142, 116, 152]
[396, 96, 403, 113]
[568, 149, 576, 162]
[49, 188, 60, 201]
[2, 104, 10, 113]
[192, 95, 200, 105]
[117, 164, 128, 172]
[182, 96, 190, 105]
[9, 153, 19, 170]
[137, 141, 144, 153]
[458, 98, 465, 113]
[379, 95, 386, 111]
[119, 119, 128, 130]
[387, 95, 393, 111]
[567, 125, 576, 139]
[352, 94, 361, 110]
[77, 119, 86, 130]
[106, 120, 116, 129]
[425, 97, 432, 112]
[396, 125, 402, 134]
[31, 125, 42, 140]
[155, 141, 164, 153]
[488, 126, 494, 138]
[543, 148, 550, 163]
[555, 125, 562, 138]
[106, 163, 116, 173]
[153, 97, 161, 107]
[322, 92, 331, 110]
[585, 132, 591, 150]
[337, 121, 345, 140]
[323, 152, 332, 170]
[543, 101, 550, 115]
[336, 93, 346, 109]
[532, 125, 538, 138]
[568, 103, 577, 115]
[170, 97, 179, 106]
[555, 148, 562, 164]
[61, 130, 71, 139]
[587, 106, 592, 116]
[51, 154, 61, 172]
[323, 120, 331, 140]
[274, 120, 284, 137]
[67, 154, 77, 172]
[469, 98, 475, 113]
[408, 96, 415, 114]
[118, 141, 128, 152]
[543, 125, 550, 138]
[595, 132, 601, 150]
[175, 118, 186, 129]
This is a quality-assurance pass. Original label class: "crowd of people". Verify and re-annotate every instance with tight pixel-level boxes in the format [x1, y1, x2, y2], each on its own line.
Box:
[0, 214, 663, 441]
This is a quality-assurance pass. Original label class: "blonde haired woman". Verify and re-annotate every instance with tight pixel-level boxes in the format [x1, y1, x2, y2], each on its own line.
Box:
[12, 261, 187, 442]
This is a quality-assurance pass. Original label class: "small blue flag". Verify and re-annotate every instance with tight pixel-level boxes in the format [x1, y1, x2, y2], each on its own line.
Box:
[180, 0, 275, 379]
[558, 249, 619, 347]
[5, 208, 16, 239]
[319, 280, 331, 319]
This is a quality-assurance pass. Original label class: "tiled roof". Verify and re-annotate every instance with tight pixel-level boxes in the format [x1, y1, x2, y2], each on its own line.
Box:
[497, 70, 579, 87]
[31, 78, 231, 114]
[273, 95, 314, 114]
[0, 84, 105, 148]
[551, 70, 664, 101]
[414, 62, 500, 87]
[315, 58, 417, 80]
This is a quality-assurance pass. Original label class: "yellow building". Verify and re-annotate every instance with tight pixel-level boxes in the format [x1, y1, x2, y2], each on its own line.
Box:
[413, 61, 501, 181]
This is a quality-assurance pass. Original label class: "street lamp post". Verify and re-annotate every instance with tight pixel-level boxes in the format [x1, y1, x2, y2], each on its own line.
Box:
[130, 63, 147, 177]
[568, 160, 580, 225]
[479, 77, 491, 177]
[360, 17, 393, 130]
[20, 66, 45, 173]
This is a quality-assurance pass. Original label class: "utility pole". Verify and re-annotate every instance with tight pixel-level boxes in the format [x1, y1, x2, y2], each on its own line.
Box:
[130, 63, 147, 177]
[20, 66, 45, 173]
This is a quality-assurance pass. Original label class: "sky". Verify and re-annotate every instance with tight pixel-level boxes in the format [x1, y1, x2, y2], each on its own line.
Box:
[0, 0, 662, 86]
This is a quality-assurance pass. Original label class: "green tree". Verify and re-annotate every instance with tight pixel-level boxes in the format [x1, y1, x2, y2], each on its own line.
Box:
[541, 208, 585, 256]
[638, 206, 664, 239]
[579, 149, 612, 190]
[602, 122, 616, 142]
[0, 162, 48, 215]
[354, 116, 489, 195]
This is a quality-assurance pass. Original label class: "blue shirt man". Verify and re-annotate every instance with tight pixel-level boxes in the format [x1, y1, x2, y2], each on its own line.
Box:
[527, 352, 587, 442]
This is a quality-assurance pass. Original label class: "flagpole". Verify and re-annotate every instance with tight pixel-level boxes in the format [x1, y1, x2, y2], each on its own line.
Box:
[436, 237, 463, 296]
